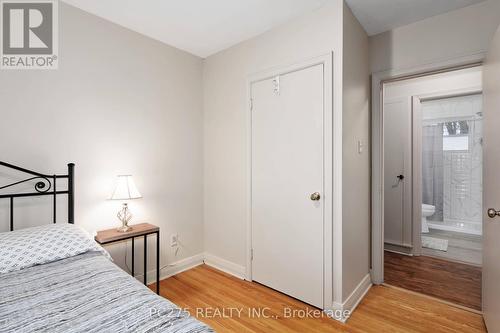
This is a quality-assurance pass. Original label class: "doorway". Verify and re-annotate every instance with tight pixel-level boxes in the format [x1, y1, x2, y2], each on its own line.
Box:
[380, 66, 483, 311]
[417, 94, 483, 264]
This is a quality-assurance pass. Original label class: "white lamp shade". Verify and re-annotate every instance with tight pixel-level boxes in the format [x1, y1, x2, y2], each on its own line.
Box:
[110, 175, 142, 200]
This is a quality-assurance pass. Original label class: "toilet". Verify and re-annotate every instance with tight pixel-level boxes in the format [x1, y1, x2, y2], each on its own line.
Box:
[422, 204, 435, 233]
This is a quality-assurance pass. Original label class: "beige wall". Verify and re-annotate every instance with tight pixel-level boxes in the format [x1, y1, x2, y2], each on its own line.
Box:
[202, 1, 343, 270]
[342, 3, 371, 300]
[0, 3, 204, 276]
[369, 0, 500, 73]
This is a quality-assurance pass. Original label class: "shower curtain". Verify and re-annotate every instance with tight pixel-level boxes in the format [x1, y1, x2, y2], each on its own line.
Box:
[422, 124, 443, 221]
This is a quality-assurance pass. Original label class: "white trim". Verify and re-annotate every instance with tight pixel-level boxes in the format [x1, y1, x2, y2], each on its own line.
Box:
[203, 253, 246, 279]
[136, 253, 247, 284]
[328, 274, 372, 323]
[385, 248, 414, 256]
[245, 66, 253, 282]
[371, 53, 485, 284]
[330, 51, 341, 310]
[384, 240, 413, 248]
[412, 97, 423, 256]
[384, 243, 413, 256]
[246, 52, 337, 311]
[136, 253, 205, 285]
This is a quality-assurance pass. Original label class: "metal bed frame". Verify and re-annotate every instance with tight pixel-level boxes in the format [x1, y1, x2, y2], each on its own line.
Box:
[0, 161, 75, 231]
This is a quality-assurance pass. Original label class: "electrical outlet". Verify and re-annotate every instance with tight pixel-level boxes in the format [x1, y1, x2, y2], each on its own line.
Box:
[170, 234, 178, 247]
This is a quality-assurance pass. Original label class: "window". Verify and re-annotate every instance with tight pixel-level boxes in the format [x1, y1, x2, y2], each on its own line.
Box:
[443, 136, 469, 151]
[443, 121, 469, 151]
[443, 121, 469, 136]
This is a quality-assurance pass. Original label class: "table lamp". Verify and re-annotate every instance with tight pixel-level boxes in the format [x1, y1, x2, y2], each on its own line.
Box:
[110, 175, 142, 232]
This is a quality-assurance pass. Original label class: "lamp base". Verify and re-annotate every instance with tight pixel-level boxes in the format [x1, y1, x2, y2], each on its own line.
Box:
[117, 225, 132, 233]
[116, 203, 133, 232]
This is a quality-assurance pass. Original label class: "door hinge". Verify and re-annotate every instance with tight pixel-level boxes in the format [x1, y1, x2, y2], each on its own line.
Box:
[250, 98, 253, 111]
[251, 249, 254, 261]
[272, 75, 280, 95]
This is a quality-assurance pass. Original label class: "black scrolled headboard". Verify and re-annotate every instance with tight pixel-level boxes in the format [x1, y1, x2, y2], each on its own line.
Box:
[0, 161, 75, 231]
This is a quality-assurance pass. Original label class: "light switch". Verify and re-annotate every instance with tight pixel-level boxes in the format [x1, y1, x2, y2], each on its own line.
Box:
[358, 140, 364, 154]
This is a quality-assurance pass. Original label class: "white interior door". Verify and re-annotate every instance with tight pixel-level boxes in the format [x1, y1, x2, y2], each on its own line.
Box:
[251, 64, 324, 308]
[482, 26, 500, 332]
[383, 98, 412, 248]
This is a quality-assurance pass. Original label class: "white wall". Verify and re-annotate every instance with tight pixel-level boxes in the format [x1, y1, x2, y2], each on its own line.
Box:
[342, 3, 371, 301]
[0, 0, 372, 309]
[0, 3, 204, 276]
[369, 0, 500, 73]
[203, 0, 343, 300]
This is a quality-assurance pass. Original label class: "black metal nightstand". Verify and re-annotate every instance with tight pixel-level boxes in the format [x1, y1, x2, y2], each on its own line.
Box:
[95, 223, 160, 294]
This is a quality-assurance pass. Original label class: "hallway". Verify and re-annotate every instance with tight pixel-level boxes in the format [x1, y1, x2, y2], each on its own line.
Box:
[384, 251, 481, 310]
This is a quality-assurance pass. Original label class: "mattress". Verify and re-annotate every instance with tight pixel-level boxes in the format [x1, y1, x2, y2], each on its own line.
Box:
[0, 251, 213, 332]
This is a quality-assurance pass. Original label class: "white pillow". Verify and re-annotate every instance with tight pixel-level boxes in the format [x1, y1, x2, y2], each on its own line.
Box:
[0, 224, 110, 274]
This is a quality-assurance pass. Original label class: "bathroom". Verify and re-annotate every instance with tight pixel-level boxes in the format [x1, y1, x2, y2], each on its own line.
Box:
[382, 65, 483, 310]
[420, 94, 482, 265]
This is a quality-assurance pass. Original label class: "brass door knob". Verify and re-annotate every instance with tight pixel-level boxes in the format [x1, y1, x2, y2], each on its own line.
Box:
[310, 192, 321, 201]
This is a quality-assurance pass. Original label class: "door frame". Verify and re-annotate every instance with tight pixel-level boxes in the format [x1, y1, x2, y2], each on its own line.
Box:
[411, 88, 483, 256]
[246, 53, 336, 310]
[371, 53, 485, 284]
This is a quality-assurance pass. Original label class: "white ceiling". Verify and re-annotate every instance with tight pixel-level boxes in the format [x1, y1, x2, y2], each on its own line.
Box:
[345, 0, 485, 36]
[62, 0, 328, 58]
[62, 0, 486, 57]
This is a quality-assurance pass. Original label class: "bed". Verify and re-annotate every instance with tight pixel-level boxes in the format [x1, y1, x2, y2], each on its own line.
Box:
[0, 161, 213, 333]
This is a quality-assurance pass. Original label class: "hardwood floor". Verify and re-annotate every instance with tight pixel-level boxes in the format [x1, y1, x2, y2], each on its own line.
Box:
[150, 264, 485, 333]
[384, 251, 482, 310]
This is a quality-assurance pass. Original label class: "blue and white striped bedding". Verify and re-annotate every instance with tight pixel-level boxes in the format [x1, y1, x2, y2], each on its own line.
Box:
[0, 225, 213, 333]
